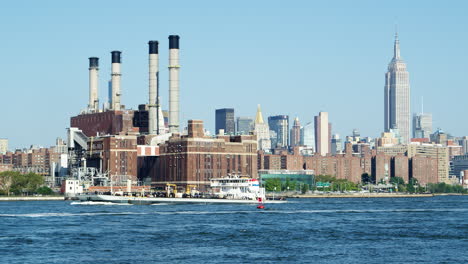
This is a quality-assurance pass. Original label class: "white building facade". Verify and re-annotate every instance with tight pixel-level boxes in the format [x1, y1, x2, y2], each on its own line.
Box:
[254, 105, 271, 151]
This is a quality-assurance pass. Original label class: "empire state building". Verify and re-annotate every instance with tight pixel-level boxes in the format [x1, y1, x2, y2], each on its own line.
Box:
[384, 33, 410, 143]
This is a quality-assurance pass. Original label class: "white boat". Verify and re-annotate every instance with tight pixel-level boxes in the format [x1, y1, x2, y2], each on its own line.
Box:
[209, 176, 265, 201]
[76, 176, 283, 205]
[76, 194, 285, 205]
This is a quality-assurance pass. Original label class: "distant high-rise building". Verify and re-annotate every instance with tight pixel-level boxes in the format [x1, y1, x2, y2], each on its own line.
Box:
[431, 129, 448, 146]
[314, 112, 331, 156]
[300, 122, 314, 150]
[384, 33, 411, 143]
[331, 134, 343, 155]
[215, 108, 235, 135]
[352, 129, 360, 139]
[253, 105, 271, 151]
[459, 136, 468, 154]
[0, 139, 8, 154]
[237, 117, 254, 135]
[268, 115, 289, 148]
[413, 113, 432, 139]
[290, 117, 301, 147]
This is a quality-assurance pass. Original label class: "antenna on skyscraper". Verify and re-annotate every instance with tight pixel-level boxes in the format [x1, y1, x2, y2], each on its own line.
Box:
[394, 17, 399, 37]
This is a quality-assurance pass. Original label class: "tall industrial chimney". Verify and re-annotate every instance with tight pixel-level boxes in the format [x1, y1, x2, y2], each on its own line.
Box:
[111, 51, 122, 110]
[168, 35, 180, 133]
[148, 41, 159, 134]
[88, 57, 99, 112]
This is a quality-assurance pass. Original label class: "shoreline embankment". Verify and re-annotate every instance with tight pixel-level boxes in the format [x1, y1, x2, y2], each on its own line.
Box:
[0, 196, 65, 201]
[0, 193, 465, 201]
[287, 193, 466, 198]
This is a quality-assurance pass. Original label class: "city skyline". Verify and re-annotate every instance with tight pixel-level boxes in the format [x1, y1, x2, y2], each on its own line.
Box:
[1, 1, 468, 149]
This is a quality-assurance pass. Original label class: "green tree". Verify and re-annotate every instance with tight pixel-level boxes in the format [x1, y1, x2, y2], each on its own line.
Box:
[265, 178, 282, 192]
[36, 186, 54, 195]
[315, 175, 336, 183]
[0, 171, 18, 195]
[409, 178, 419, 186]
[390, 177, 405, 185]
[283, 178, 297, 191]
[361, 173, 371, 184]
[427, 182, 467, 194]
[301, 184, 309, 194]
[9, 172, 44, 195]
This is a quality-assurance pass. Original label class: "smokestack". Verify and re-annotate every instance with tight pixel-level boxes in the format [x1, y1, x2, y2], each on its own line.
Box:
[148, 41, 159, 134]
[111, 51, 122, 110]
[168, 35, 180, 133]
[88, 57, 99, 112]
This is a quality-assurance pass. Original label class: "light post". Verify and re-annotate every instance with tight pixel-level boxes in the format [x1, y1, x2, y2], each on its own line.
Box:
[273, 187, 276, 200]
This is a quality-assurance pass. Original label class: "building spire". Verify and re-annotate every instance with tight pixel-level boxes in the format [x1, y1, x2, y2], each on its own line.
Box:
[394, 30, 400, 59]
[255, 104, 264, 124]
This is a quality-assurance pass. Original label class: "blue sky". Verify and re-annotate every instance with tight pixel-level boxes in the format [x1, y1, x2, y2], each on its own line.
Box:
[1, 0, 467, 149]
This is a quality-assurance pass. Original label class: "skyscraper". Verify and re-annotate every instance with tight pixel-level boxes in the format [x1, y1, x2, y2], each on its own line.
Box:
[0, 138, 8, 154]
[314, 112, 331, 156]
[384, 33, 411, 143]
[331, 134, 343, 155]
[413, 113, 432, 139]
[268, 115, 289, 148]
[290, 117, 301, 147]
[300, 122, 314, 149]
[254, 105, 271, 151]
[237, 117, 254, 135]
[215, 108, 235, 135]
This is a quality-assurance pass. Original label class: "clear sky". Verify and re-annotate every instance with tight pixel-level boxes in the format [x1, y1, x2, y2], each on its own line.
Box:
[1, 0, 467, 149]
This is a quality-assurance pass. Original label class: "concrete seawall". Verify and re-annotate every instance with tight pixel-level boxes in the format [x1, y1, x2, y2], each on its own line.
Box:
[288, 193, 435, 198]
[0, 196, 65, 201]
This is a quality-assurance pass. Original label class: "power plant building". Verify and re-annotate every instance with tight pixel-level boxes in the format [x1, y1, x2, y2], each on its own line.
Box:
[156, 120, 258, 190]
[69, 35, 182, 187]
[87, 135, 138, 183]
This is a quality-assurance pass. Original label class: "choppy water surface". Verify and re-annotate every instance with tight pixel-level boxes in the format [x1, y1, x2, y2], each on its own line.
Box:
[1, 196, 467, 263]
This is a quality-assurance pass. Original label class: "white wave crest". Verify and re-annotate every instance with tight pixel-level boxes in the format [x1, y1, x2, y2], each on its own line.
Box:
[0, 212, 147, 218]
[70, 201, 132, 206]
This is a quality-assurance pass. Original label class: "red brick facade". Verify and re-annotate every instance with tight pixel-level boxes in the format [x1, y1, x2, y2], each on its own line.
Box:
[0, 148, 61, 175]
[155, 120, 258, 190]
[88, 136, 138, 182]
[70, 110, 139, 137]
[258, 149, 440, 184]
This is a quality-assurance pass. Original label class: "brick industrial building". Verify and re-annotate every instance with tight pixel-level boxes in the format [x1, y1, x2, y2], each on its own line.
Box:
[70, 109, 142, 137]
[155, 120, 258, 190]
[86, 135, 138, 183]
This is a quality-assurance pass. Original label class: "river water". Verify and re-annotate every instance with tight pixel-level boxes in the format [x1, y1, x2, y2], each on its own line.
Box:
[0, 196, 467, 263]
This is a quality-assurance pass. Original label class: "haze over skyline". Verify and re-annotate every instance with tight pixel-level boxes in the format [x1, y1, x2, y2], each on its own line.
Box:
[1, 0, 467, 149]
